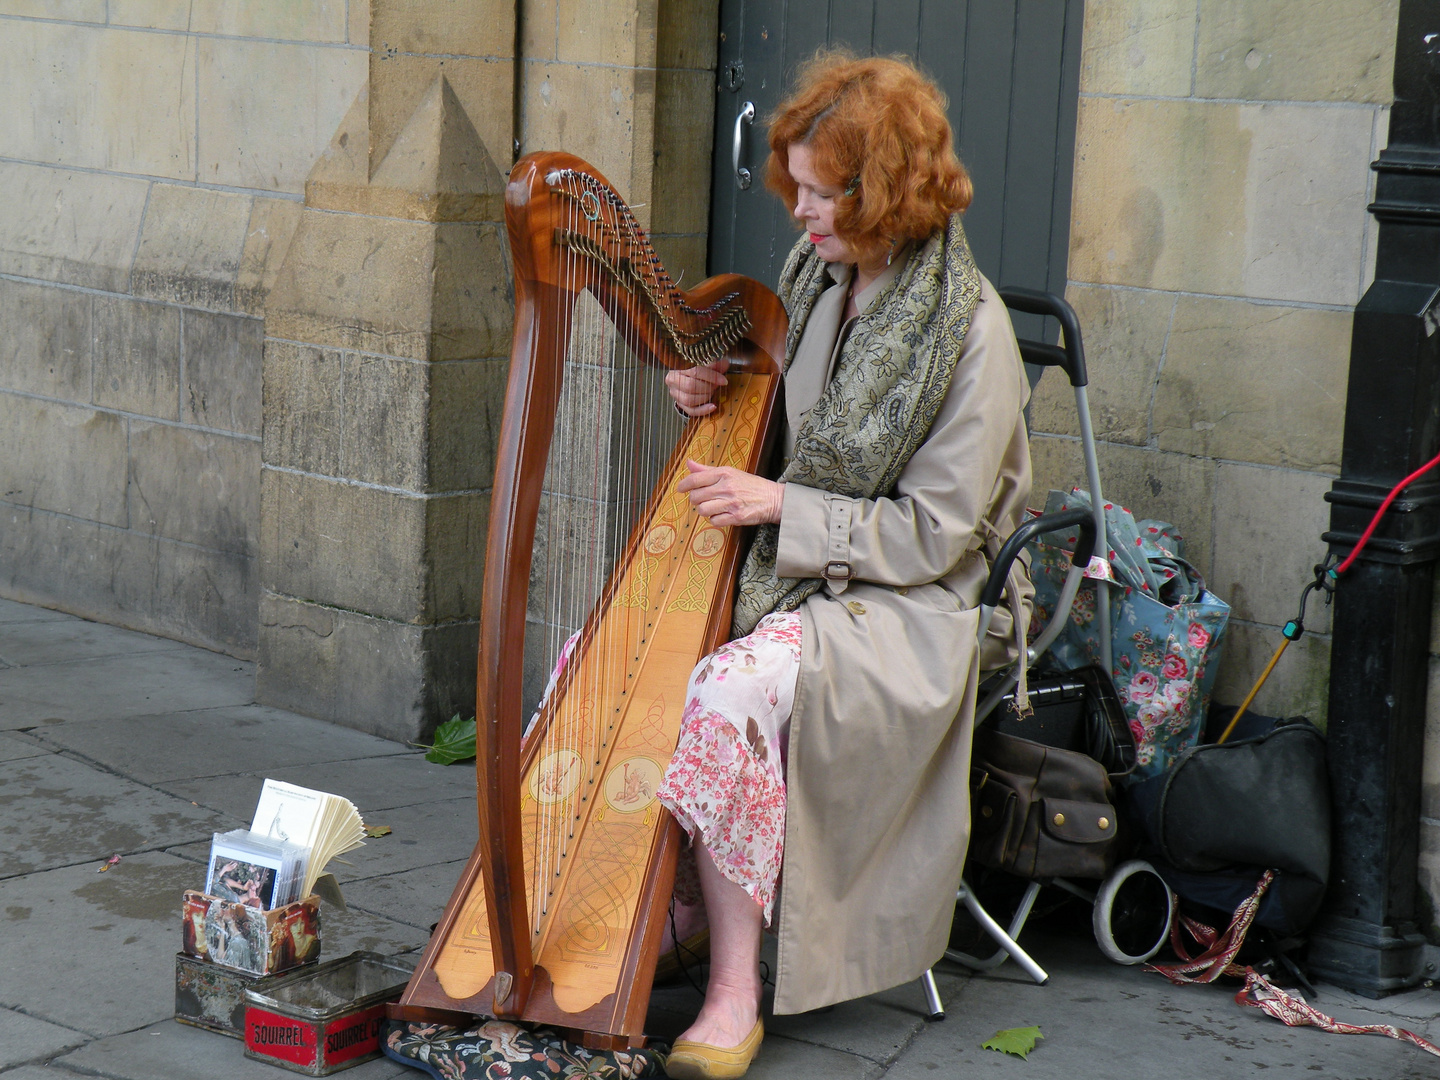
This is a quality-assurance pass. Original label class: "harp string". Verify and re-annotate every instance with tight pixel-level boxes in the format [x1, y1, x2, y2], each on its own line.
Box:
[523, 168, 697, 944]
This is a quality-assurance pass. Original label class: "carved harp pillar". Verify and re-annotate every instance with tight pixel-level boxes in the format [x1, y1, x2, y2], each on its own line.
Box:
[393, 153, 787, 1046]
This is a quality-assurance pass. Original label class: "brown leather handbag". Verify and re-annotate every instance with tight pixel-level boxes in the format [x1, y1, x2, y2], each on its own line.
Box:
[968, 666, 1134, 880]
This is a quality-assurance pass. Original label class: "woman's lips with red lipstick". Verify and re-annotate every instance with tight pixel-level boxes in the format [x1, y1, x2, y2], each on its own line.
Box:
[809, 232, 827, 244]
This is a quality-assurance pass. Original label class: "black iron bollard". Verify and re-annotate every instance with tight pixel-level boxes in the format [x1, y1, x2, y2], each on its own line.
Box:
[1311, 1, 1440, 996]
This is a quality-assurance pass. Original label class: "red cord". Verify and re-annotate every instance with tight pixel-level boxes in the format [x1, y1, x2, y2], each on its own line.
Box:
[1336, 448, 1440, 575]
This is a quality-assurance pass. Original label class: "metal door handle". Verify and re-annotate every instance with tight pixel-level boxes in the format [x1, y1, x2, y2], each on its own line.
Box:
[732, 101, 756, 190]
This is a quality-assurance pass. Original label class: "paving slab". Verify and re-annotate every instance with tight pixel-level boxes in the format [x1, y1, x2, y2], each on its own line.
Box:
[0, 1007, 89, 1069]
[54, 1019, 416, 1080]
[156, 751, 477, 822]
[884, 930, 1434, 1080]
[0, 753, 231, 876]
[34, 702, 410, 784]
[325, 797, 480, 884]
[0, 616, 189, 668]
[0, 650, 255, 727]
[0, 853, 210, 1036]
[339, 858, 473, 931]
[0, 730, 48, 762]
[0, 599, 72, 624]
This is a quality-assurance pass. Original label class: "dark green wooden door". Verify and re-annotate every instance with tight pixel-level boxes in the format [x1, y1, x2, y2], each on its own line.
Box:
[709, 0, 1084, 328]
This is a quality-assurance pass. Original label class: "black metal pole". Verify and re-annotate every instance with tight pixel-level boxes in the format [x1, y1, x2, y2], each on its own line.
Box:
[1310, 1, 1440, 996]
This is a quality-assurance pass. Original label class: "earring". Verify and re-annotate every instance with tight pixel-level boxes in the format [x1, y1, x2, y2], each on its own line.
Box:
[844, 176, 860, 197]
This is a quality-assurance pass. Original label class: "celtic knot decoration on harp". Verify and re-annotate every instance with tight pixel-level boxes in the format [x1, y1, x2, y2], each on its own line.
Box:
[392, 152, 787, 1048]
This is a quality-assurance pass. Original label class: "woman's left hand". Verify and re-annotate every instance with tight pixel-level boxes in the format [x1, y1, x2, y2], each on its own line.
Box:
[678, 459, 784, 527]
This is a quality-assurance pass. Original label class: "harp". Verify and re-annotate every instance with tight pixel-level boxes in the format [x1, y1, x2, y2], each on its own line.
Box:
[392, 152, 786, 1046]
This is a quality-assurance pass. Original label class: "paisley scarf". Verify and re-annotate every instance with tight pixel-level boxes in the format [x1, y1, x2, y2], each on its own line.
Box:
[731, 214, 984, 637]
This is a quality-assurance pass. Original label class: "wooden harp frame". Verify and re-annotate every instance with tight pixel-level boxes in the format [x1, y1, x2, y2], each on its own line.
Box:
[392, 152, 786, 1047]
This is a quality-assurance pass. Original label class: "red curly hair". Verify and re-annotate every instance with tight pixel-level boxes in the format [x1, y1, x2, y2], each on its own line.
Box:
[766, 50, 971, 262]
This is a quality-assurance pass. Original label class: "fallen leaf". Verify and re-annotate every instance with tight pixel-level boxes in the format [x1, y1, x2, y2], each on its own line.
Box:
[421, 714, 477, 765]
[364, 825, 391, 838]
[983, 1026, 1043, 1060]
[98, 854, 121, 873]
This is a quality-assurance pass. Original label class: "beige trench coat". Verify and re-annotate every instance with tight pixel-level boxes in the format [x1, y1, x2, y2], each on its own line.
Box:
[769, 273, 1033, 1014]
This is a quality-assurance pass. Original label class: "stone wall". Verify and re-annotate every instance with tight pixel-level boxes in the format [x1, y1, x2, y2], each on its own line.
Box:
[0, 2, 367, 655]
[1032, 0, 1398, 725]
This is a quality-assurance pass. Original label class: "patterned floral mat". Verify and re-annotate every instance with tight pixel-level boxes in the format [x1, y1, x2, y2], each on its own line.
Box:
[382, 1018, 669, 1079]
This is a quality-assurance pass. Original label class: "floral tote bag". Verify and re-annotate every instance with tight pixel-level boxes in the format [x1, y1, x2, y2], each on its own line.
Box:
[1026, 489, 1230, 780]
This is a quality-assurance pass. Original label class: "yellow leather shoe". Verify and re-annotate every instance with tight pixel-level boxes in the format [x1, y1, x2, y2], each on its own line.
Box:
[664, 1017, 763, 1080]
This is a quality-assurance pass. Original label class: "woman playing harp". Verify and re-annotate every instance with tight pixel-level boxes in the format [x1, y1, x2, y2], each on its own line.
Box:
[656, 52, 1034, 1079]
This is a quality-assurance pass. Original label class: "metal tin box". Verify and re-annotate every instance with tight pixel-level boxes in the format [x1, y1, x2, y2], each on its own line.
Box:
[243, 951, 414, 1075]
[175, 952, 285, 1037]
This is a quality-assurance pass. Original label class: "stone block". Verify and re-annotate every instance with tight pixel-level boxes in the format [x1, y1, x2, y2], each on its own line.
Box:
[340, 353, 429, 488]
[432, 221, 514, 361]
[522, 0, 559, 59]
[526, 62, 644, 207]
[261, 338, 343, 475]
[187, 0, 349, 42]
[0, 161, 149, 292]
[1152, 296, 1350, 471]
[260, 467, 427, 621]
[658, 0, 719, 70]
[368, 54, 514, 186]
[0, 504, 258, 656]
[430, 357, 508, 492]
[0, 21, 195, 178]
[1210, 463, 1334, 632]
[0, 277, 91, 401]
[264, 210, 436, 360]
[1422, 656, 1440, 820]
[1069, 98, 1375, 306]
[93, 296, 182, 420]
[651, 234, 710, 298]
[1420, 820, 1440, 937]
[0, 394, 127, 526]
[360, 76, 509, 224]
[653, 68, 717, 237]
[197, 36, 367, 194]
[349, 0, 369, 45]
[371, 0, 513, 58]
[236, 197, 304, 317]
[106, 0, 189, 29]
[1028, 438, 1217, 575]
[0, 0, 103, 20]
[1079, 0, 1197, 97]
[1211, 619, 1330, 727]
[1196, 0, 1398, 104]
[558, 0, 657, 66]
[1028, 285, 1174, 446]
[130, 184, 251, 310]
[256, 592, 478, 743]
[184, 310, 263, 436]
[127, 422, 260, 554]
[425, 492, 490, 622]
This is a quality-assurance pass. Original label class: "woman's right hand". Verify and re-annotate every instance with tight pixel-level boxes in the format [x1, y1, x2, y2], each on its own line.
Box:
[665, 357, 730, 417]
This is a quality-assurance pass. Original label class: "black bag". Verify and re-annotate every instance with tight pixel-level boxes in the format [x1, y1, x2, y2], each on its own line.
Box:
[969, 666, 1135, 880]
[1123, 716, 1330, 936]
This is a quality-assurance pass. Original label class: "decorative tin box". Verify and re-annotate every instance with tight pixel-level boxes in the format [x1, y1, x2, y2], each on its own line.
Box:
[243, 952, 415, 1075]
[175, 951, 284, 1037]
[182, 889, 322, 976]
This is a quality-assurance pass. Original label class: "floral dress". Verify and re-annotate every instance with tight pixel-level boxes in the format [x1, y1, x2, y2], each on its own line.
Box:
[655, 612, 803, 925]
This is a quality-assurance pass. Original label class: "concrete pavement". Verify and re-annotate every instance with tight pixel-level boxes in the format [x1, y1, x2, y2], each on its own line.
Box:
[2, 596, 1439, 1079]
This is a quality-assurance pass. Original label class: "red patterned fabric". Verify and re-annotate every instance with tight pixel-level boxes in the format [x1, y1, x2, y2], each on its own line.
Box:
[1149, 870, 1440, 1062]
